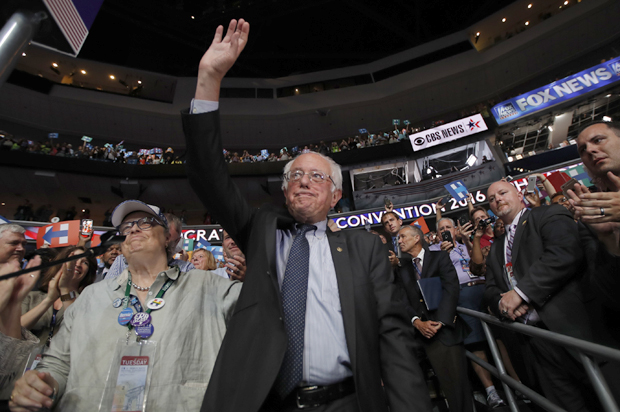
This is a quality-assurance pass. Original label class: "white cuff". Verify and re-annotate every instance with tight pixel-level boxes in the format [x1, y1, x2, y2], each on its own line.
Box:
[190, 99, 219, 114]
[514, 287, 530, 303]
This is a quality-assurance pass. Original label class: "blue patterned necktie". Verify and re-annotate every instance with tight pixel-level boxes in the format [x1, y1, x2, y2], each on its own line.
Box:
[275, 223, 316, 399]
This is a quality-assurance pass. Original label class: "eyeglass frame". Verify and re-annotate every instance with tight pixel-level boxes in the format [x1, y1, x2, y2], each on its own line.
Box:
[117, 216, 166, 236]
[283, 169, 336, 187]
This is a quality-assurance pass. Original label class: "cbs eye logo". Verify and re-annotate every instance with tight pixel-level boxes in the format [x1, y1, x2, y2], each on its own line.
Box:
[413, 137, 425, 146]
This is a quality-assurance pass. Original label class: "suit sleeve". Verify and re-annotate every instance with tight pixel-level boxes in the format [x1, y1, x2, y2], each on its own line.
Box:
[370, 238, 433, 411]
[483, 242, 505, 318]
[435, 252, 459, 328]
[182, 110, 254, 252]
[515, 207, 584, 307]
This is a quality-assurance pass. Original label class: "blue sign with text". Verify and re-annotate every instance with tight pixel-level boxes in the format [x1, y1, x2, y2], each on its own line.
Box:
[492, 56, 620, 125]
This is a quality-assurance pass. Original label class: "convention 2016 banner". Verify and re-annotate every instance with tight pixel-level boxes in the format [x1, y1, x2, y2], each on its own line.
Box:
[492, 57, 620, 125]
[331, 162, 587, 230]
[408, 114, 488, 152]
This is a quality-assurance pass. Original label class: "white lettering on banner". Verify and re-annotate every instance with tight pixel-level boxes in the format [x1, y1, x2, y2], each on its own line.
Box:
[408, 114, 488, 152]
[552, 83, 573, 98]
[333, 191, 488, 229]
[597, 67, 613, 81]
[207, 229, 220, 241]
[567, 79, 583, 93]
[196, 230, 207, 242]
[509, 68, 615, 112]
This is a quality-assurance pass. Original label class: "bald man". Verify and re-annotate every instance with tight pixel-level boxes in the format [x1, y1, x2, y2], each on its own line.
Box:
[484, 179, 595, 412]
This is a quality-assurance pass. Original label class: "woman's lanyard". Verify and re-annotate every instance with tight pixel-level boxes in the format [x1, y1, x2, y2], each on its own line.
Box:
[117, 270, 176, 341]
[46, 308, 59, 347]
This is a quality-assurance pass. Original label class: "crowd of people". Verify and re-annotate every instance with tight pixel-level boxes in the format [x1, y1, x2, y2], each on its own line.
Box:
[1, 18, 619, 412]
[0, 134, 184, 165]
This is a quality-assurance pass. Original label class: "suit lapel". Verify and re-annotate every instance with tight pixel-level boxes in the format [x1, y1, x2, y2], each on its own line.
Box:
[326, 229, 357, 365]
[420, 248, 431, 279]
[510, 209, 530, 265]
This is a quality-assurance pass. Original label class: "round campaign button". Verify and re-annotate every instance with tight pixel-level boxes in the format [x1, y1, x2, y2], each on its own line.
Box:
[113, 298, 123, 308]
[135, 324, 154, 339]
[146, 298, 165, 310]
[130, 312, 152, 327]
[118, 308, 134, 325]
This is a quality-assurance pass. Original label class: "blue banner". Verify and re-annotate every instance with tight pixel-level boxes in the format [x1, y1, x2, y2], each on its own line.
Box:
[492, 57, 620, 125]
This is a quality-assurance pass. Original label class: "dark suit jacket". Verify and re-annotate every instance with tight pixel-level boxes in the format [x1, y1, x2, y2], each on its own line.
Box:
[483, 205, 593, 342]
[396, 249, 470, 347]
[182, 110, 432, 412]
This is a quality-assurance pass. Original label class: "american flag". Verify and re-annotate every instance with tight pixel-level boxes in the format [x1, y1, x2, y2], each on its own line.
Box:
[43, 0, 89, 54]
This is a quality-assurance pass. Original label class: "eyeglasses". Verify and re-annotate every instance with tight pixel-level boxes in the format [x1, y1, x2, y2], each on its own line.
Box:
[284, 169, 335, 186]
[118, 216, 165, 236]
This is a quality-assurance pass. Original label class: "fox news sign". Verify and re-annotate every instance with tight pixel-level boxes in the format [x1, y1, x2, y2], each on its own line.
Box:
[408, 114, 488, 152]
[493, 57, 620, 125]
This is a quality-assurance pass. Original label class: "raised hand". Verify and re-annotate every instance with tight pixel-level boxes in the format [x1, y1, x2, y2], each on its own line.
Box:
[196, 19, 250, 101]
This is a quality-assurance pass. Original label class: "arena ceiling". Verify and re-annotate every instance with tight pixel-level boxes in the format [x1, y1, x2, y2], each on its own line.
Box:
[72, 0, 518, 78]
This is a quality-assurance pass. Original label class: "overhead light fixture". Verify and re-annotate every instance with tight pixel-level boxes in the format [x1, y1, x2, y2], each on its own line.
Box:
[52, 62, 58, 67]
[295, 88, 299, 92]
[603, 116, 612, 122]
[109, 75, 115, 80]
[507, 156, 514, 162]
[528, 3, 532, 8]
[22, 52, 26, 56]
[502, 18, 506, 22]
[466, 154, 478, 167]
[564, 0, 568, 4]
[191, 15, 195, 19]
[137, 80, 142, 84]
[606, 94, 612, 98]
[80, 70, 86, 74]
[548, 126, 553, 131]
[525, 21, 529, 26]
[1, 203, 5, 206]
[516, 154, 523, 160]
[475, 32, 480, 44]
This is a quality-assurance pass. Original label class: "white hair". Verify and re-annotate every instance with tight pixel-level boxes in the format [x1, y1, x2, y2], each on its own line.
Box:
[436, 217, 455, 231]
[0, 224, 25, 239]
[281, 152, 343, 192]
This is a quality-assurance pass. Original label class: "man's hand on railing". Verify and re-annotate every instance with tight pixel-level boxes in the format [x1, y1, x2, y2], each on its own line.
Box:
[499, 290, 528, 321]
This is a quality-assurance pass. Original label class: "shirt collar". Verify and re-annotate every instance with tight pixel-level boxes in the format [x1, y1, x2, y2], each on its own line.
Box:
[113, 266, 178, 290]
[413, 248, 425, 261]
[508, 208, 526, 231]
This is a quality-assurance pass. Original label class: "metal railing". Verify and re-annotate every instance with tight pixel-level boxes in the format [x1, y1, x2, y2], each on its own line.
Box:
[457, 307, 620, 412]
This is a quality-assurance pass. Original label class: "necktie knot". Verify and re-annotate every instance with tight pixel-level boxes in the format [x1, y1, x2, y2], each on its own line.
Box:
[414, 257, 421, 265]
[296, 224, 316, 236]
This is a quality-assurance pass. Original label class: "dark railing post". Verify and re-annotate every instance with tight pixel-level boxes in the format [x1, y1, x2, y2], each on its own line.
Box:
[480, 321, 519, 412]
[579, 353, 619, 412]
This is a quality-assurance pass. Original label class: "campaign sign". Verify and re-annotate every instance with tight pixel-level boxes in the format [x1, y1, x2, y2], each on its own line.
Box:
[410, 216, 429, 234]
[358, 129, 368, 134]
[37, 220, 79, 248]
[444, 180, 469, 201]
[48, 133, 59, 139]
[81, 136, 92, 142]
[408, 114, 488, 152]
[492, 56, 620, 125]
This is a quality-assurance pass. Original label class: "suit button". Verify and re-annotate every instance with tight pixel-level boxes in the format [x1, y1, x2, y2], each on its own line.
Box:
[279, 317, 283, 321]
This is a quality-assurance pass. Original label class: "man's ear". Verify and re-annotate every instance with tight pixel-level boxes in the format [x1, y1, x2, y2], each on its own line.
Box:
[331, 189, 342, 208]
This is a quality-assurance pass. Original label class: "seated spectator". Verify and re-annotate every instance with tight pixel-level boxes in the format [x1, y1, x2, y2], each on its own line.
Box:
[21, 246, 96, 344]
[190, 248, 217, 271]
[10, 200, 242, 411]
